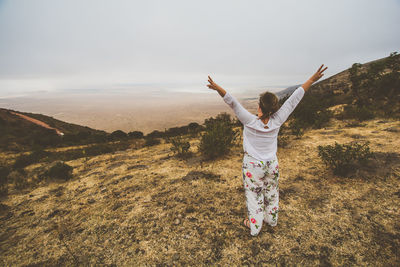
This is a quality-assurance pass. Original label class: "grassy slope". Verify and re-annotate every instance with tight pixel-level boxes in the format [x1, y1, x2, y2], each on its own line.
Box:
[1, 118, 399, 266]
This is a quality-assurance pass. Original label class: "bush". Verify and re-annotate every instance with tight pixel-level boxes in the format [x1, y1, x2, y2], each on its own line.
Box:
[313, 110, 333, 128]
[128, 131, 144, 139]
[8, 169, 28, 190]
[13, 149, 50, 169]
[13, 154, 34, 169]
[188, 122, 204, 137]
[343, 105, 375, 121]
[290, 93, 333, 129]
[109, 130, 128, 141]
[144, 138, 161, 147]
[289, 120, 304, 138]
[168, 136, 191, 158]
[0, 165, 10, 196]
[42, 161, 73, 181]
[146, 130, 163, 139]
[318, 141, 373, 176]
[198, 113, 239, 160]
[85, 143, 114, 156]
[278, 135, 290, 148]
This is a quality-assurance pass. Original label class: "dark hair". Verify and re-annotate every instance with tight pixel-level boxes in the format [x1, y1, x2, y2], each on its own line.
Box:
[259, 91, 279, 120]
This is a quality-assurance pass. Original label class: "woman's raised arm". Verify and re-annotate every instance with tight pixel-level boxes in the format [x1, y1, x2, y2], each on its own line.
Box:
[301, 64, 328, 92]
[206, 75, 255, 125]
[270, 64, 328, 126]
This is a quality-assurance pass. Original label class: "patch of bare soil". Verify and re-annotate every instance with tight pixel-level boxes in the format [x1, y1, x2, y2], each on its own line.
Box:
[0, 119, 399, 266]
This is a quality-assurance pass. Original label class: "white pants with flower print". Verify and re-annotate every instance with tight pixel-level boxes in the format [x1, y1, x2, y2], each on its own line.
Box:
[242, 153, 279, 236]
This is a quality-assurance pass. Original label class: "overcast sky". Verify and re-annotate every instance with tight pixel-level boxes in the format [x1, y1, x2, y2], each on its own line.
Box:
[0, 0, 399, 97]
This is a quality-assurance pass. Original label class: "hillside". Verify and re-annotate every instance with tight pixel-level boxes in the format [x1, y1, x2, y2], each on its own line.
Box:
[309, 53, 400, 110]
[0, 108, 108, 152]
[0, 118, 399, 266]
[0, 108, 106, 136]
[275, 84, 302, 99]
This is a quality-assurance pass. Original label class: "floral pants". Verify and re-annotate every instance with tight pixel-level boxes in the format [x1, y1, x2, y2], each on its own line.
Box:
[242, 153, 279, 236]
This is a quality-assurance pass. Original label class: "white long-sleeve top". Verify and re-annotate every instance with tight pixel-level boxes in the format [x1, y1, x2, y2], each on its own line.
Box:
[223, 86, 305, 161]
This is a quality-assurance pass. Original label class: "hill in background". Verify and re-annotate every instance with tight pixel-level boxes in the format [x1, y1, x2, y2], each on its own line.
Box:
[0, 108, 109, 152]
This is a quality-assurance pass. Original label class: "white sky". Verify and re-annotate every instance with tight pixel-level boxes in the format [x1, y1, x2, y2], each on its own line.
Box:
[0, 0, 399, 96]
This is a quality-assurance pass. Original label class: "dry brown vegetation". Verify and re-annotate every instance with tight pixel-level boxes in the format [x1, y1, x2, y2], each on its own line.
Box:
[1, 118, 400, 266]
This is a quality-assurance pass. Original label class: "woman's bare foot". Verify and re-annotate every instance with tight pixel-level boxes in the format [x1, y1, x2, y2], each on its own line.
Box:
[243, 218, 250, 229]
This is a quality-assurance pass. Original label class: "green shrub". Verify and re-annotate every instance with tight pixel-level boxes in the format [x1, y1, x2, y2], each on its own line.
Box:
[188, 122, 204, 137]
[0, 165, 10, 196]
[109, 130, 128, 141]
[13, 149, 50, 169]
[313, 110, 333, 128]
[8, 169, 28, 190]
[85, 143, 114, 156]
[168, 136, 191, 158]
[146, 130, 163, 139]
[42, 161, 73, 181]
[289, 120, 304, 138]
[144, 138, 161, 147]
[198, 113, 239, 160]
[290, 93, 333, 129]
[278, 135, 290, 148]
[13, 154, 34, 169]
[318, 141, 373, 176]
[128, 131, 144, 139]
[343, 105, 375, 121]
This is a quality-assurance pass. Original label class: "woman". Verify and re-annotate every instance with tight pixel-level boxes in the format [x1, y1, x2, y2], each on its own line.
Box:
[206, 64, 328, 236]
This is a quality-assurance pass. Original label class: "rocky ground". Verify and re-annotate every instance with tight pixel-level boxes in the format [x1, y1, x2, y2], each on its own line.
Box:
[1, 118, 399, 266]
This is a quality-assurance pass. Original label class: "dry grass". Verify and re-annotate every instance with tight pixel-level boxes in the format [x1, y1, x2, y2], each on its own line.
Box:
[0, 119, 399, 266]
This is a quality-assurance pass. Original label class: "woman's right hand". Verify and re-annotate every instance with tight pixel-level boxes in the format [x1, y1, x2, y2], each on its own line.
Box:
[207, 75, 226, 97]
[207, 75, 221, 91]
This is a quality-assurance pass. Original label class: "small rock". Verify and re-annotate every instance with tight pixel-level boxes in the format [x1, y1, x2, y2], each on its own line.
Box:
[172, 253, 180, 261]
[127, 165, 148, 170]
[47, 209, 60, 219]
[174, 218, 181, 225]
[385, 127, 399, 133]
[87, 198, 96, 204]
[112, 203, 122, 211]
[177, 214, 182, 219]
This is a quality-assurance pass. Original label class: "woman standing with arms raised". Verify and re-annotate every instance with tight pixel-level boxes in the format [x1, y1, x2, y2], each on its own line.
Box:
[206, 64, 328, 236]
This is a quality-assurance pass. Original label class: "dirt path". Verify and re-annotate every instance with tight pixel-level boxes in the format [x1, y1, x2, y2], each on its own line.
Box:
[10, 111, 64, 136]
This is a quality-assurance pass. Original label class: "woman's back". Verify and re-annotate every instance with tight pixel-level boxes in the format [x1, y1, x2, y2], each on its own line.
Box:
[242, 114, 281, 161]
[223, 86, 305, 161]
